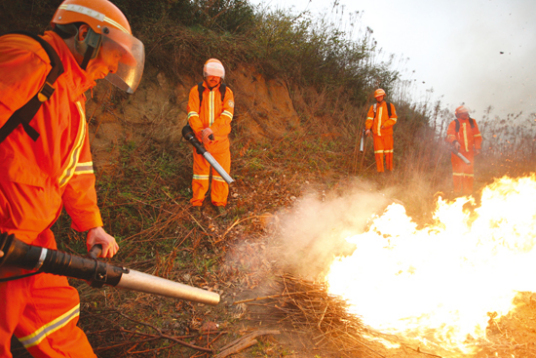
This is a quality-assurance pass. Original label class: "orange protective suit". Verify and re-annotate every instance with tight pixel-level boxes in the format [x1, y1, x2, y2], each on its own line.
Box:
[446, 117, 482, 195]
[0, 32, 101, 357]
[366, 101, 398, 172]
[187, 81, 234, 207]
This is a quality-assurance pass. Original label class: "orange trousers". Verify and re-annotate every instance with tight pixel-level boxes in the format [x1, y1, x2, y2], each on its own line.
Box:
[0, 230, 96, 358]
[373, 134, 394, 172]
[451, 151, 474, 195]
[190, 148, 230, 207]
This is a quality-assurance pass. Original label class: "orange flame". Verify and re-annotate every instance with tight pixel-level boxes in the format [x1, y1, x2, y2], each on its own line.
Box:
[326, 174, 536, 355]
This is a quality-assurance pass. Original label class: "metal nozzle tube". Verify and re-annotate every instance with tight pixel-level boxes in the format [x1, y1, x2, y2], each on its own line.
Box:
[182, 124, 234, 185]
[453, 150, 471, 165]
[202, 152, 234, 185]
[118, 270, 220, 305]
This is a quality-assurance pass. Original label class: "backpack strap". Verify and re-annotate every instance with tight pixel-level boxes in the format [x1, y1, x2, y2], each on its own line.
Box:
[455, 118, 474, 133]
[197, 82, 204, 108]
[0, 31, 64, 144]
[373, 102, 392, 118]
[219, 83, 227, 102]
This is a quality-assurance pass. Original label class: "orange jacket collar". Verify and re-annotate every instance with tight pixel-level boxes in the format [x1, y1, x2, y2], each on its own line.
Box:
[42, 31, 96, 99]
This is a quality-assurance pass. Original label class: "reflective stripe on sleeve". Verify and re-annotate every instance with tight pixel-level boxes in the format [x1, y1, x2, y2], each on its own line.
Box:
[474, 133, 482, 137]
[222, 111, 233, 120]
[188, 111, 199, 120]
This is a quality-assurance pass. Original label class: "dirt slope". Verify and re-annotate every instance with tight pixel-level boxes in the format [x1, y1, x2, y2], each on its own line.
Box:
[87, 65, 302, 169]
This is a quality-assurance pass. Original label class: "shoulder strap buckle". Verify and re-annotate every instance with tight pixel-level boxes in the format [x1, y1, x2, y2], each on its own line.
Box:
[38, 82, 56, 102]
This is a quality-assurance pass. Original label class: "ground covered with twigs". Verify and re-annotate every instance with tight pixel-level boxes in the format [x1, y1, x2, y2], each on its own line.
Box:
[42, 164, 536, 358]
[10, 137, 536, 358]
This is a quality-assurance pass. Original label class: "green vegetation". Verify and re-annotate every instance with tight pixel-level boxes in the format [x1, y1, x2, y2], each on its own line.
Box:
[102, 0, 399, 104]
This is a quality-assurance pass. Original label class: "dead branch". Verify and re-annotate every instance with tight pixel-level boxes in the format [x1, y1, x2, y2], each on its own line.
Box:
[232, 289, 324, 305]
[214, 338, 258, 358]
[214, 330, 281, 358]
[112, 310, 214, 353]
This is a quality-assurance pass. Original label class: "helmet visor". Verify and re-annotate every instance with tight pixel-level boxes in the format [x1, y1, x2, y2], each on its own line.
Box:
[101, 26, 145, 94]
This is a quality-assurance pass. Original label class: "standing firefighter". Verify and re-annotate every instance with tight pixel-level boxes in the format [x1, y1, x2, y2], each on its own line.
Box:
[446, 105, 482, 195]
[187, 59, 234, 217]
[365, 88, 398, 173]
[0, 0, 144, 356]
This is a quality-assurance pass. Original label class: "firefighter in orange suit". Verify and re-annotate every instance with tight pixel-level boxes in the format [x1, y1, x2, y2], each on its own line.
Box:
[365, 88, 398, 172]
[446, 105, 482, 195]
[0, 0, 144, 356]
[187, 59, 234, 217]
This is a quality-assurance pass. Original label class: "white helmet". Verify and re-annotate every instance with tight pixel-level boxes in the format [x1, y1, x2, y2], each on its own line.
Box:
[203, 58, 225, 79]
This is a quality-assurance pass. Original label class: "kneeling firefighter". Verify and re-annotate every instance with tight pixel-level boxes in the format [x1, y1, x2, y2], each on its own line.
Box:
[0, 0, 144, 356]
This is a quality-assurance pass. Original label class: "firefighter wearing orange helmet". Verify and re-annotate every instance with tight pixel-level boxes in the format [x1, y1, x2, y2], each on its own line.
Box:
[0, 0, 144, 356]
[365, 88, 398, 172]
[446, 105, 482, 195]
[187, 58, 234, 217]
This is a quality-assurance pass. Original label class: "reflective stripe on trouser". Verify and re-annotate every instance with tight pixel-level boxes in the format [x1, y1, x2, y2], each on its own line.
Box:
[0, 230, 96, 358]
[451, 151, 474, 195]
[373, 134, 394, 172]
[190, 148, 230, 207]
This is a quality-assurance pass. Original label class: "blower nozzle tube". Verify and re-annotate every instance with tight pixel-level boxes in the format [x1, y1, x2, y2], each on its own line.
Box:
[0, 232, 220, 305]
[182, 124, 234, 185]
[451, 148, 471, 165]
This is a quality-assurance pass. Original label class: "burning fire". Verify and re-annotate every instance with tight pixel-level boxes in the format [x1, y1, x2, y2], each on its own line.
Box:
[326, 174, 536, 356]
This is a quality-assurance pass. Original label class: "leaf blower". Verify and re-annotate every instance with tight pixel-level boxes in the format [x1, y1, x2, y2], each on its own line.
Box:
[0, 232, 220, 305]
[451, 147, 471, 165]
[182, 124, 234, 185]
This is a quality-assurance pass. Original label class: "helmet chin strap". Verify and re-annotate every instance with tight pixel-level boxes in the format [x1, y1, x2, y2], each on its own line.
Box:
[79, 46, 94, 70]
[74, 27, 102, 70]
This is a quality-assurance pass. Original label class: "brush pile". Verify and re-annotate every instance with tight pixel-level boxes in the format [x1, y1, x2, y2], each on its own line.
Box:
[236, 273, 387, 357]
